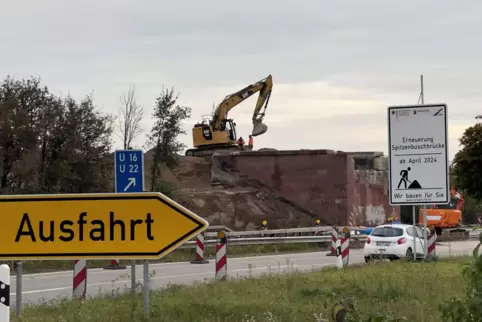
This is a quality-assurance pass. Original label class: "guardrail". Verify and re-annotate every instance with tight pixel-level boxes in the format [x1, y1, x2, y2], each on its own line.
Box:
[206, 225, 234, 232]
[179, 235, 368, 249]
[179, 227, 482, 249]
[203, 226, 368, 238]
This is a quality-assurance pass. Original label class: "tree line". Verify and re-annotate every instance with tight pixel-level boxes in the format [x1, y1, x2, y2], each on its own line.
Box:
[452, 122, 482, 223]
[1, 75, 481, 223]
[0, 76, 190, 195]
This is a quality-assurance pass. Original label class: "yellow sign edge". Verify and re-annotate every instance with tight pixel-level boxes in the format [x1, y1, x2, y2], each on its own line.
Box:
[0, 192, 209, 260]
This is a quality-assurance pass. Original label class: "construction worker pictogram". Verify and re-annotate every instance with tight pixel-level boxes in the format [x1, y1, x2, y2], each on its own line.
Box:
[396, 167, 422, 189]
[397, 167, 411, 189]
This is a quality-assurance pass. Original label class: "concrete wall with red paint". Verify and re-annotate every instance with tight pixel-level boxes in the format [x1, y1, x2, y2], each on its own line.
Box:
[214, 150, 349, 226]
[213, 150, 399, 227]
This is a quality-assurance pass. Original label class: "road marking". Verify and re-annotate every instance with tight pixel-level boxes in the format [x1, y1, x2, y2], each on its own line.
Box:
[11, 286, 72, 296]
[11, 262, 340, 296]
[13, 241, 477, 279]
[10, 251, 343, 280]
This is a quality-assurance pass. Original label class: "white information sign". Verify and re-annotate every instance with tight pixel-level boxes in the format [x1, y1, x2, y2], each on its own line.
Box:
[388, 104, 449, 205]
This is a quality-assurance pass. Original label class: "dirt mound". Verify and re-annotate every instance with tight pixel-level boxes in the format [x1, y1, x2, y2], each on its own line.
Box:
[140, 153, 319, 230]
[175, 186, 317, 230]
[143, 151, 211, 189]
[170, 156, 211, 189]
[408, 180, 422, 189]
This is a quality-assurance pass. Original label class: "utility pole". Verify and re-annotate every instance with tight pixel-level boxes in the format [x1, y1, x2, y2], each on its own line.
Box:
[420, 75, 424, 104]
[420, 74, 428, 259]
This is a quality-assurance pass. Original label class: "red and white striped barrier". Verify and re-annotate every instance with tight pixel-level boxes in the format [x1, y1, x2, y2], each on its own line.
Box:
[336, 236, 350, 269]
[215, 231, 227, 281]
[191, 232, 209, 264]
[341, 236, 350, 267]
[327, 226, 338, 256]
[103, 259, 126, 270]
[73, 260, 87, 299]
[0, 264, 10, 322]
[427, 231, 437, 258]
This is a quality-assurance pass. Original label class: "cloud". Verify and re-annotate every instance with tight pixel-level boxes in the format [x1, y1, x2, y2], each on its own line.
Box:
[0, 0, 481, 162]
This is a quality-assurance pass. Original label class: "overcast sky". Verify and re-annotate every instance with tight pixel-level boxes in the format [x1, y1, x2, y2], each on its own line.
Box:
[1, 0, 481, 161]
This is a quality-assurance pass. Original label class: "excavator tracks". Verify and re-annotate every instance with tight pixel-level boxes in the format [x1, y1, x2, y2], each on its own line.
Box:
[436, 228, 470, 242]
[185, 145, 240, 158]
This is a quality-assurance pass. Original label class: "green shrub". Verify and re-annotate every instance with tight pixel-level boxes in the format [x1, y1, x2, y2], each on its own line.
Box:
[438, 233, 482, 322]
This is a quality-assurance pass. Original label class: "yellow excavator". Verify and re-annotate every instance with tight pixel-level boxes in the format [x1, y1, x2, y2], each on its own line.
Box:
[185, 75, 273, 157]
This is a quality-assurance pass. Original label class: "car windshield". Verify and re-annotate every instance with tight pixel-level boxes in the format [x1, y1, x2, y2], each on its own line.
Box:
[371, 227, 403, 237]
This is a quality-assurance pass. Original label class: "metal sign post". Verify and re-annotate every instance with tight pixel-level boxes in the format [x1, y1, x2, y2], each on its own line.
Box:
[114, 149, 145, 292]
[388, 103, 449, 260]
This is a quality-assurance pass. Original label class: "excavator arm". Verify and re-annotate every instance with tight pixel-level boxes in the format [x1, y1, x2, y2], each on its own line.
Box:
[211, 75, 273, 136]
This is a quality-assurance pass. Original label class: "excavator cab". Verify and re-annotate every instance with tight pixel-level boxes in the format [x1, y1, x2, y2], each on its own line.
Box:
[224, 119, 237, 141]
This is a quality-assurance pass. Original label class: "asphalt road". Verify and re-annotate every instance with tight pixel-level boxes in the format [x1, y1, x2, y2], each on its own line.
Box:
[9, 240, 480, 308]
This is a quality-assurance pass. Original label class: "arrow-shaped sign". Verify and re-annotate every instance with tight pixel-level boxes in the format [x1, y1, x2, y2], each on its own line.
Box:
[0, 192, 208, 260]
[124, 178, 136, 192]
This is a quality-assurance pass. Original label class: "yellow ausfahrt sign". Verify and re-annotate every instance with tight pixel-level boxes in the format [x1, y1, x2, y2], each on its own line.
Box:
[0, 192, 209, 260]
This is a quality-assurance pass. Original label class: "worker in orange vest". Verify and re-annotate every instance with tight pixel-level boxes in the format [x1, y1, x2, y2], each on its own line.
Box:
[248, 135, 254, 150]
[236, 136, 245, 150]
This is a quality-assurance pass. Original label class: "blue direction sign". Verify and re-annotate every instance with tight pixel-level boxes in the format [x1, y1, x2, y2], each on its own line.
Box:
[114, 149, 144, 193]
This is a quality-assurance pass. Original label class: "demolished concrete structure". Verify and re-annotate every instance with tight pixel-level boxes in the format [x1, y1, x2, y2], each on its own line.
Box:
[138, 149, 398, 230]
[141, 152, 321, 230]
[211, 150, 398, 228]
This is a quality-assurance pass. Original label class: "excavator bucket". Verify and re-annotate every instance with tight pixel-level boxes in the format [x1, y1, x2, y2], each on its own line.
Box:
[252, 121, 268, 136]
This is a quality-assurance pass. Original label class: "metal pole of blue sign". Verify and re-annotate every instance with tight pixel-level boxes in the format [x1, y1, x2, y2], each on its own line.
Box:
[114, 149, 145, 300]
[143, 259, 149, 316]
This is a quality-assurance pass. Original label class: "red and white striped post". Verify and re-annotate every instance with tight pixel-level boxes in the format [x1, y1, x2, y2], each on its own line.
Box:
[104, 259, 126, 270]
[73, 260, 87, 299]
[336, 227, 350, 269]
[340, 236, 350, 267]
[427, 231, 437, 258]
[191, 231, 209, 264]
[215, 230, 227, 281]
[327, 226, 338, 256]
[0, 264, 10, 322]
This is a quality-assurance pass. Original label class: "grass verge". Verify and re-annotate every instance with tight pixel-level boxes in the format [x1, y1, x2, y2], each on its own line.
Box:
[14, 257, 471, 322]
[1, 243, 330, 274]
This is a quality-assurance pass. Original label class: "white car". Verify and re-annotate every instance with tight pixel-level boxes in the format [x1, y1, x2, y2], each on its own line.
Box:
[363, 224, 426, 262]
